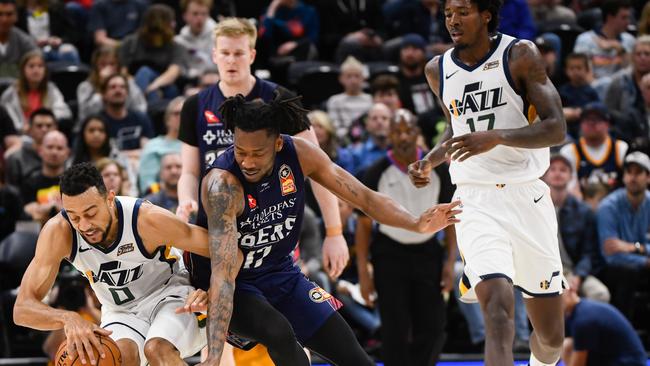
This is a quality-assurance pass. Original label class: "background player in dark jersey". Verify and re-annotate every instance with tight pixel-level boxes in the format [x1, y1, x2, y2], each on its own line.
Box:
[177, 18, 349, 287]
[199, 95, 461, 366]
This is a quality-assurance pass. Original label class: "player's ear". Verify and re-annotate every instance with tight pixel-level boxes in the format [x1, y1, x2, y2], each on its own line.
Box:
[249, 47, 257, 65]
[275, 134, 283, 152]
[106, 190, 116, 207]
[482, 10, 492, 27]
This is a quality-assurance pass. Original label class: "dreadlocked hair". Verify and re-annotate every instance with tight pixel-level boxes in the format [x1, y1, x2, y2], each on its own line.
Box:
[218, 91, 311, 136]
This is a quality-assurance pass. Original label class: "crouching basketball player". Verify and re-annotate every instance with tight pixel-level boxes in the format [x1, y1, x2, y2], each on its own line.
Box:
[200, 94, 462, 365]
[14, 163, 217, 366]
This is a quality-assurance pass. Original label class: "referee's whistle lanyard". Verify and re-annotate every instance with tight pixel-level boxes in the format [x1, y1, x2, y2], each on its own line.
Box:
[387, 148, 424, 174]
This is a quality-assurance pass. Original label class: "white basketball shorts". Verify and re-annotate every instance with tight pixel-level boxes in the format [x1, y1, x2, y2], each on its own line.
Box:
[453, 179, 566, 303]
[100, 275, 206, 366]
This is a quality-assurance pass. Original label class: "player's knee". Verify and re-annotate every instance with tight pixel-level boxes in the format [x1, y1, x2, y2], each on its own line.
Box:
[261, 318, 297, 348]
[116, 339, 140, 366]
[482, 293, 514, 328]
[144, 337, 178, 361]
[536, 326, 564, 350]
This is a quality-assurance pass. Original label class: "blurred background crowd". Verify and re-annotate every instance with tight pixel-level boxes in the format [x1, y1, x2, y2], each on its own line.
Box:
[0, 0, 649, 364]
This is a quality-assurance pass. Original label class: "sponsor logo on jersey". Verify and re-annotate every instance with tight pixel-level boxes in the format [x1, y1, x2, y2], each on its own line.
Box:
[279, 164, 296, 196]
[482, 60, 500, 71]
[309, 286, 333, 303]
[247, 194, 257, 209]
[117, 243, 134, 256]
[448, 81, 507, 117]
[240, 198, 297, 230]
[204, 110, 221, 125]
[202, 129, 232, 146]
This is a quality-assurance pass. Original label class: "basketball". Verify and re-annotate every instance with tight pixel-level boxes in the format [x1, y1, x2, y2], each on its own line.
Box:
[55, 335, 122, 366]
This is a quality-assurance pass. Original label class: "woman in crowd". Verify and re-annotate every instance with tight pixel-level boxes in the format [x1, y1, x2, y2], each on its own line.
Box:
[0, 50, 71, 132]
[95, 157, 134, 197]
[307, 110, 354, 173]
[76, 46, 147, 125]
[118, 4, 187, 105]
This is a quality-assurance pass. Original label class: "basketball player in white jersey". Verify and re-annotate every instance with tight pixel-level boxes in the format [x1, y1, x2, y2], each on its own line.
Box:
[14, 163, 220, 366]
[408, 0, 567, 365]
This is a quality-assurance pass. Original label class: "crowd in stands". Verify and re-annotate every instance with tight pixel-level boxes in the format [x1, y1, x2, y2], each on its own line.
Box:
[1, 0, 650, 364]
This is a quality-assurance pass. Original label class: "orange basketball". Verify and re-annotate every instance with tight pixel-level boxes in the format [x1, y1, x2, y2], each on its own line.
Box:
[55, 335, 122, 366]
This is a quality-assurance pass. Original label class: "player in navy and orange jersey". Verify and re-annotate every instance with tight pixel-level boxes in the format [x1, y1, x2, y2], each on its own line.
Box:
[176, 17, 349, 298]
[199, 94, 461, 365]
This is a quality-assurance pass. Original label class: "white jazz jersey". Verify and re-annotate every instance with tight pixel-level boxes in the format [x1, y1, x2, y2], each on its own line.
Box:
[63, 196, 187, 312]
[439, 33, 549, 184]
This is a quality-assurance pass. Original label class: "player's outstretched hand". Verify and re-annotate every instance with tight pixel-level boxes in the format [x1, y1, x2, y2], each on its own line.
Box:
[322, 235, 349, 279]
[408, 159, 433, 188]
[63, 312, 112, 365]
[176, 289, 208, 313]
[443, 130, 500, 162]
[416, 201, 462, 233]
[176, 199, 198, 223]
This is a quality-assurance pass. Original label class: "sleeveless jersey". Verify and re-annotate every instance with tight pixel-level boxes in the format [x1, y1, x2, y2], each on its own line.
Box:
[439, 33, 550, 184]
[194, 78, 278, 230]
[62, 197, 185, 311]
[574, 136, 622, 188]
[209, 135, 305, 280]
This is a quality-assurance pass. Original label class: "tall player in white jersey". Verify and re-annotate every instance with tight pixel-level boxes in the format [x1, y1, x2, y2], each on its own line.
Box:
[14, 163, 219, 366]
[408, 0, 567, 365]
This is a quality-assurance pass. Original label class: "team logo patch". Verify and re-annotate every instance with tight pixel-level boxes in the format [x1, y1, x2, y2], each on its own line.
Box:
[309, 287, 332, 303]
[278, 164, 296, 196]
[117, 243, 134, 256]
[247, 194, 257, 209]
[204, 110, 221, 125]
[540, 271, 560, 290]
[483, 60, 500, 71]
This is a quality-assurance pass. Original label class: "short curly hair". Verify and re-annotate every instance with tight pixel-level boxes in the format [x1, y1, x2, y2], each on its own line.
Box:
[441, 0, 503, 33]
[60, 162, 107, 197]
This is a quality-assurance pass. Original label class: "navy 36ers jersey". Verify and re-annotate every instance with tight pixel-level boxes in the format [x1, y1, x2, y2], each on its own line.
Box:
[439, 33, 550, 184]
[209, 135, 305, 279]
[61, 197, 187, 312]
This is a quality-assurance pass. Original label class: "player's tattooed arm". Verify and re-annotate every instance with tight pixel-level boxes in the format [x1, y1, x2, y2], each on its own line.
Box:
[496, 40, 566, 148]
[201, 169, 244, 363]
[295, 137, 460, 233]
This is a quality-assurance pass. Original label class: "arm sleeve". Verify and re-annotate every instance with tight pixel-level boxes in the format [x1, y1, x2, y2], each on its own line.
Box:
[171, 42, 189, 68]
[178, 94, 199, 146]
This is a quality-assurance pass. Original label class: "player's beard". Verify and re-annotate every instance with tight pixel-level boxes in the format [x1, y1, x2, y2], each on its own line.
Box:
[83, 210, 113, 247]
